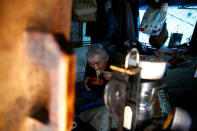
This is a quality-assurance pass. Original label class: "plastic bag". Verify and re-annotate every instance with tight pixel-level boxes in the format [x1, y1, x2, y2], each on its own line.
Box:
[139, 3, 168, 36]
[149, 21, 168, 49]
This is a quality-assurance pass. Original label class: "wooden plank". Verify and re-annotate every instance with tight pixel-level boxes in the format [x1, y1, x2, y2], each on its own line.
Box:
[24, 31, 76, 131]
[0, 0, 74, 130]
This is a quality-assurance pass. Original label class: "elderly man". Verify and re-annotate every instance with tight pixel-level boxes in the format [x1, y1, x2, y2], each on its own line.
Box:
[75, 44, 113, 112]
[84, 44, 112, 92]
[74, 44, 123, 130]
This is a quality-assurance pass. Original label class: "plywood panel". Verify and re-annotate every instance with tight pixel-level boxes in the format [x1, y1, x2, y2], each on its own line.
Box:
[0, 0, 74, 130]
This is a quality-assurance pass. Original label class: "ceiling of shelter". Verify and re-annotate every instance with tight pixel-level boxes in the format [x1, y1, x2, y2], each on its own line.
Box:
[139, 0, 197, 6]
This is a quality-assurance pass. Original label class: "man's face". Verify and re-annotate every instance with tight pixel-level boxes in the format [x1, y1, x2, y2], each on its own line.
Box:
[87, 54, 108, 71]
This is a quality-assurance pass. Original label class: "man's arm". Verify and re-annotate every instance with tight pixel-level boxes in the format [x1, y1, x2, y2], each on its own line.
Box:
[84, 77, 91, 91]
[84, 62, 95, 91]
[102, 71, 112, 80]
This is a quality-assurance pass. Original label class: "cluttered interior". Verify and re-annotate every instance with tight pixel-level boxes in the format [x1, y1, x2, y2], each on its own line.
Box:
[0, 0, 197, 131]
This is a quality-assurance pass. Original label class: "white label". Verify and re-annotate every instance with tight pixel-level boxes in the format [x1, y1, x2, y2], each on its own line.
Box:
[123, 106, 133, 130]
[194, 68, 197, 78]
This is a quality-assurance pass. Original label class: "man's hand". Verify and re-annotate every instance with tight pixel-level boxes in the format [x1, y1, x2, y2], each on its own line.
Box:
[84, 77, 91, 91]
[103, 71, 112, 80]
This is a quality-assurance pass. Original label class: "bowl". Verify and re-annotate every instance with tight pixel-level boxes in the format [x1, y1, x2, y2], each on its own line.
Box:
[87, 77, 105, 95]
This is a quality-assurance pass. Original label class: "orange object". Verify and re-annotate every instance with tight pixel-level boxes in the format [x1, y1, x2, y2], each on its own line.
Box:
[0, 0, 75, 130]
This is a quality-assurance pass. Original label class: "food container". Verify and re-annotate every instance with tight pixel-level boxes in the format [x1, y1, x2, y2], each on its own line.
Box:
[128, 55, 167, 80]
[87, 77, 105, 96]
[138, 80, 164, 126]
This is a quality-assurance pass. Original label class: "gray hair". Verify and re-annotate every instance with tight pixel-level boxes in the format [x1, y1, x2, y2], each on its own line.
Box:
[87, 44, 107, 59]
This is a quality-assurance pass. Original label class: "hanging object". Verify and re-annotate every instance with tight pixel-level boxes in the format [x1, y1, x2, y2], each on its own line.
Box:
[149, 21, 168, 49]
[72, 0, 97, 22]
[139, 3, 168, 36]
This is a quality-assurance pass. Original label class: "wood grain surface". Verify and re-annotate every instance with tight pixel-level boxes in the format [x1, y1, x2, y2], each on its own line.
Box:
[0, 0, 75, 131]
